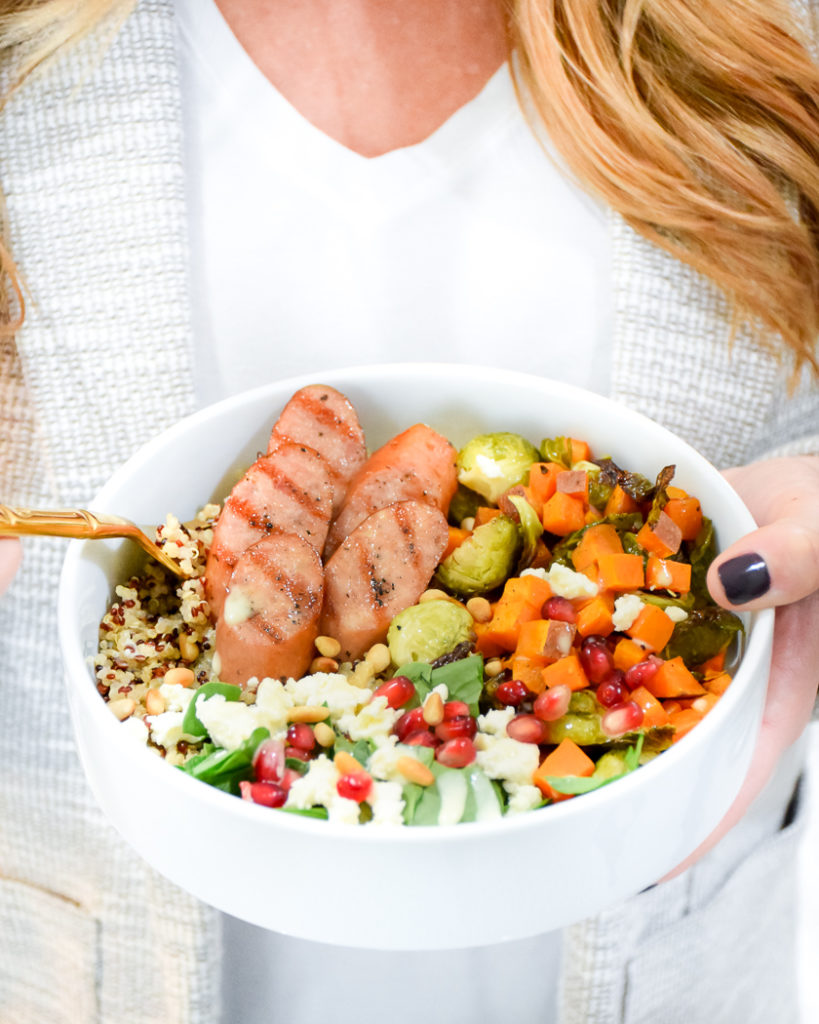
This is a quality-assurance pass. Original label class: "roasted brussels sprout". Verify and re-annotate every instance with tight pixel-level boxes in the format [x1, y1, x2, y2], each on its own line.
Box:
[456, 432, 540, 504]
[387, 599, 474, 667]
[434, 514, 520, 596]
[448, 483, 484, 526]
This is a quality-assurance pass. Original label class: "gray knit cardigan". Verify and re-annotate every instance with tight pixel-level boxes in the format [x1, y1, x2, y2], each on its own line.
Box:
[0, 2, 817, 1022]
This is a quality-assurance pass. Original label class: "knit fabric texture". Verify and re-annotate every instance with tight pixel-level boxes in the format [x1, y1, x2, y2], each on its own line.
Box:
[0, 0, 817, 1022]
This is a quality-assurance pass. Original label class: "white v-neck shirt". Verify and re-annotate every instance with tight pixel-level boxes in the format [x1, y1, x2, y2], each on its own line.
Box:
[174, 3, 614, 1021]
[175, 0, 612, 410]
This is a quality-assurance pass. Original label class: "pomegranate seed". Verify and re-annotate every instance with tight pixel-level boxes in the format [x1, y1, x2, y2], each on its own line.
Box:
[435, 737, 477, 768]
[337, 771, 373, 802]
[403, 729, 437, 747]
[435, 715, 477, 742]
[543, 596, 577, 623]
[579, 637, 615, 683]
[281, 767, 302, 792]
[533, 684, 571, 722]
[506, 714, 549, 744]
[286, 723, 316, 752]
[395, 706, 427, 741]
[443, 700, 470, 720]
[596, 671, 627, 708]
[239, 780, 287, 808]
[372, 675, 415, 709]
[625, 657, 662, 690]
[285, 745, 311, 762]
[253, 738, 285, 782]
[602, 700, 645, 737]
[496, 679, 532, 707]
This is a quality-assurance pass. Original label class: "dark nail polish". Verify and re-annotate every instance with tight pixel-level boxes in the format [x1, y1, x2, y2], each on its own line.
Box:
[718, 553, 770, 605]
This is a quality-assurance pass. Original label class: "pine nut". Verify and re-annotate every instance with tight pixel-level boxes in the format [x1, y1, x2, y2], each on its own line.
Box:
[287, 705, 330, 724]
[364, 643, 391, 674]
[310, 656, 339, 674]
[396, 755, 435, 787]
[466, 596, 492, 623]
[178, 634, 199, 662]
[422, 691, 444, 726]
[109, 698, 135, 721]
[485, 658, 504, 678]
[460, 517, 475, 531]
[164, 666, 195, 688]
[145, 688, 166, 715]
[313, 722, 336, 747]
[315, 635, 342, 659]
[334, 750, 364, 775]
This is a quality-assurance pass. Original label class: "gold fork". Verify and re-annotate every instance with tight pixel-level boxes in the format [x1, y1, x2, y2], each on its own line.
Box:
[0, 504, 189, 579]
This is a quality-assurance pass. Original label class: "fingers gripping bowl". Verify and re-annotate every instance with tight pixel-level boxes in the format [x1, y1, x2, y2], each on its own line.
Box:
[58, 365, 773, 950]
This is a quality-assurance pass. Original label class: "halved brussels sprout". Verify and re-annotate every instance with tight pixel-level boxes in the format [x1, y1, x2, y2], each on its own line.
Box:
[434, 514, 520, 597]
[456, 432, 540, 504]
[387, 599, 474, 667]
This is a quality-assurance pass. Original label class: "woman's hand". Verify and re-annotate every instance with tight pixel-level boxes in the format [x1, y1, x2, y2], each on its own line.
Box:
[0, 537, 22, 596]
[665, 455, 819, 876]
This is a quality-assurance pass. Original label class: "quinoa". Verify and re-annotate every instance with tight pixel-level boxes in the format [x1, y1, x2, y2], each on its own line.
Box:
[93, 504, 220, 760]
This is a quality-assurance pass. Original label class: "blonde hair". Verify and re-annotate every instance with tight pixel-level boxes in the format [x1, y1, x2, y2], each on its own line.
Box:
[0, 0, 132, 331]
[509, 0, 819, 374]
[1, 0, 819, 373]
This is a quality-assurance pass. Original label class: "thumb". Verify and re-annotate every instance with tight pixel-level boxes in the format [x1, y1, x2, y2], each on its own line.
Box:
[0, 536, 22, 596]
[707, 457, 819, 611]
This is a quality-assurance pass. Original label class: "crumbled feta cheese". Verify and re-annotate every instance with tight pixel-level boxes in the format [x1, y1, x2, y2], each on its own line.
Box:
[254, 678, 294, 735]
[285, 754, 339, 810]
[367, 737, 406, 782]
[148, 710, 186, 749]
[526, 563, 598, 600]
[335, 694, 400, 744]
[505, 783, 543, 814]
[474, 732, 540, 787]
[369, 781, 406, 825]
[612, 594, 645, 631]
[328, 797, 363, 825]
[286, 671, 372, 720]
[195, 694, 261, 751]
[120, 716, 150, 745]
[477, 707, 516, 736]
[158, 682, 195, 713]
[665, 606, 689, 623]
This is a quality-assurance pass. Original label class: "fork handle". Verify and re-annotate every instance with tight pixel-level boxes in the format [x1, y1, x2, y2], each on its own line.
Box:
[0, 505, 132, 540]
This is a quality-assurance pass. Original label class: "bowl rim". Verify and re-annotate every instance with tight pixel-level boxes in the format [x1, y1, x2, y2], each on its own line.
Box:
[57, 362, 775, 845]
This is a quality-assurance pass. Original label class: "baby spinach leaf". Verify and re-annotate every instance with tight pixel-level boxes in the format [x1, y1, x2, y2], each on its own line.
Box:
[178, 726, 270, 795]
[182, 681, 242, 740]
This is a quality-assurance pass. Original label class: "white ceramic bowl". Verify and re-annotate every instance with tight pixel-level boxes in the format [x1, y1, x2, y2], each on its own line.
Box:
[58, 364, 773, 950]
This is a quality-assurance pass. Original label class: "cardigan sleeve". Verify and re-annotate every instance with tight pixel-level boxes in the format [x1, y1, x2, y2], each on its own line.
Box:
[746, 364, 819, 461]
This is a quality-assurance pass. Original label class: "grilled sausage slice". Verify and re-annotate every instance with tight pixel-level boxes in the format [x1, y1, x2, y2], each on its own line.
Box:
[214, 530, 324, 687]
[324, 423, 457, 557]
[205, 442, 333, 618]
[320, 500, 449, 662]
[267, 384, 367, 515]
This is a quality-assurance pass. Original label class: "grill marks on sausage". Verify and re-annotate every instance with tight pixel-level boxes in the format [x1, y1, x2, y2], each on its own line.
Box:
[320, 500, 449, 662]
[324, 423, 458, 557]
[211, 389, 454, 686]
[214, 530, 324, 686]
[205, 442, 333, 618]
[267, 385, 367, 514]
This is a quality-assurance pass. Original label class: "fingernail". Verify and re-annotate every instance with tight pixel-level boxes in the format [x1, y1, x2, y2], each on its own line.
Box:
[718, 553, 770, 605]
